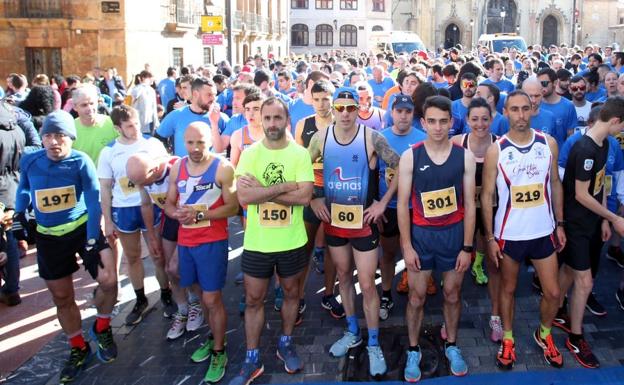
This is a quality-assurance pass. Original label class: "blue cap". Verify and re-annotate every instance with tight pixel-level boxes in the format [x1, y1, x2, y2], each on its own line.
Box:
[333, 87, 359, 104]
[41, 110, 77, 140]
[392, 95, 414, 110]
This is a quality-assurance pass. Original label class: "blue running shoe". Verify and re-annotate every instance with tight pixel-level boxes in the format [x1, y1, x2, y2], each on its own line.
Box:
[404, 350, 422, 382]
[329, 331, 362, 357]
[274, 286, 284, 312]
[89, 324, 117, 363]
[276, 342, 302, 373]
[445, 345, 468, 376]
[227, 361, 264, 385]
[367, 345, 387, 377]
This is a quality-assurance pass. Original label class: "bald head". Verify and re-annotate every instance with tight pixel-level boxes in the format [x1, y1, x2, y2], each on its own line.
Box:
[127, 153, 160, 186]
[521, 77, 543, 112]
[184, 121, 212, 163]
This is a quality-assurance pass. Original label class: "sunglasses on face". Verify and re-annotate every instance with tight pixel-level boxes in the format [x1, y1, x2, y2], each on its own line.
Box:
[540, 80, 551, 87]
[570, 85, 586, 92]
[461, 80, 476, 88]
[333, 104, 358, 113]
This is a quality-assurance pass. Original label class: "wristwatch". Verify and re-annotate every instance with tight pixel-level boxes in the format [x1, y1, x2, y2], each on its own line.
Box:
[195, 210, 205, 223]
[462, 245, 475, 253]
[556, 220, 566, 227]
[86, 238, 96, 250]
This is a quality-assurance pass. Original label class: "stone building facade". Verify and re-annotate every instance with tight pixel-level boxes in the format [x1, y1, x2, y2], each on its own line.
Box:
[392, 0, 622, 50]
[0, 0, 288, 84]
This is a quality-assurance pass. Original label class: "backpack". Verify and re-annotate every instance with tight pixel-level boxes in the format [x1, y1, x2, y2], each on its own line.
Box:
[0, 101, 18, 131]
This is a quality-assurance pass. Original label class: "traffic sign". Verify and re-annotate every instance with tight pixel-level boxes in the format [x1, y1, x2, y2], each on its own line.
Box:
[202, 33, 223, 45]
[201, 15, 223, 32]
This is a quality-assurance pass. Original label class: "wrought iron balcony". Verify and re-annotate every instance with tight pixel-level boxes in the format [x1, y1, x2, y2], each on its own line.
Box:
[3, 0, 71, 18]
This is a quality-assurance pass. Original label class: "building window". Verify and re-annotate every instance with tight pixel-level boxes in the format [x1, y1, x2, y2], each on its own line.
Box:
[315, 0, 332, 9]
[291, 0, 308, 8]
[372, 25, 383, 31]
[203, 47, 213, 65]
[340, 24, 357, 46]
[5, 0, 67, 18]
[316, 24, 333, 46]
[372, 0, 384, 12]
[172, 48, 184, 68]
[291, 24, 309, 46]
[25, 47, 62, 83]
[340, 0, 357, 10]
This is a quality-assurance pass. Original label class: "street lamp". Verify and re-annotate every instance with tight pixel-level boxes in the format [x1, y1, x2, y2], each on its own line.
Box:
[500, 7, 506, 33]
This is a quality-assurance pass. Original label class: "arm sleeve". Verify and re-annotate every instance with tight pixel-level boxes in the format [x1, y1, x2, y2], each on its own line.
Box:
[573, 143, 594, 182]
[80, 157, 102, 240]
[96, 147, 114, 179]
[156, 110, 176, 138]
[14, 157, 32, 212]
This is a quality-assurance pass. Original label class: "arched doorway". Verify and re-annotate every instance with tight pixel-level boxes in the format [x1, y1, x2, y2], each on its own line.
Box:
[444, 24, 461, 49]
[486, 0, 517, 34]
[542, 15, 558, 47]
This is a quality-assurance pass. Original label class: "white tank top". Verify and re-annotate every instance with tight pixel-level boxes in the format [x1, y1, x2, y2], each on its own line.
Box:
[495, 130, 555, 240]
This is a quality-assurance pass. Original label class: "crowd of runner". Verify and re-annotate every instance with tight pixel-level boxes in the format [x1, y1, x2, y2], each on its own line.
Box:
[1, 41, 624, 384]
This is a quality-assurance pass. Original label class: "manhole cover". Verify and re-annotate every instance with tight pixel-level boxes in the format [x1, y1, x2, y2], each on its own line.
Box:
[343, 324, 450, 381]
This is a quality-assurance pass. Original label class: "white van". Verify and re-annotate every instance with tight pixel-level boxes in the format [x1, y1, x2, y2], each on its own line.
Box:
[369, 31, 426, 55]
[477, 33, 527, 53]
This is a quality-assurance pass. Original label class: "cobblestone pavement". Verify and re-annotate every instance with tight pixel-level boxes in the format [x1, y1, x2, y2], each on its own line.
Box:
[6, 218, 624, 384]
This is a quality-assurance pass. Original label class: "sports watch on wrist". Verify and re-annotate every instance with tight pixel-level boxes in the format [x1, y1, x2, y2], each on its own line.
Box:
[462, 245, 475, 253]
[195, 210, 205, 223]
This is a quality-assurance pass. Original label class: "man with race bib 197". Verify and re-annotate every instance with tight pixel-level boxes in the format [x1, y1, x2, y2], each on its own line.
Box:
[15, 110, 118, 383]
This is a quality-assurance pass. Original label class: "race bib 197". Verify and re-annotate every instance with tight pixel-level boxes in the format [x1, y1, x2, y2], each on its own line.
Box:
[35, 185, 77, 213]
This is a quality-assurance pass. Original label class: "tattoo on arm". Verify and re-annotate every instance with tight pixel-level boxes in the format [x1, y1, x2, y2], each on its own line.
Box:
[372, 131, 400, 169]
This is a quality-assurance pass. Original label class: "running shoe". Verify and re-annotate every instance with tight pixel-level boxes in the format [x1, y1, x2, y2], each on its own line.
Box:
[471, 259, 488, 285]
[445, 345, 468, 376]
[533, 329, 563, 368]
[161, 290, 177, 318]
[204, 351, 228, 383]
[552, 311, 571, 333]
[89, 324, 117, 363]
[274, 286, 284, 312]
[496, 339, 516, 370]
[396, 271, 409, 294]
[367, 345, 387, 377]
[489, 316, 503, 343]
[329, 331, 363, 357]
[235, 271, 244, 285]
[617, 288, 624, 311]
[312, 247, 325, 274]
[606, 246, 624, 268]
[321, 295, 346, 319]
[59, 345, 92, 383]
[566, 337, 600, 369]
[426, 276, 437, 296]
[125, 299, 148, 326]
[379, 296, 394, 321]
[166, 313, 188, 340]
[191, 337, 214, 363]
[277, 342, 303, 373]
[586, 293, 607, 316]
[227, 361, 264, 385]
[187, 301, 204, 331]
[404, 350, 422, 382]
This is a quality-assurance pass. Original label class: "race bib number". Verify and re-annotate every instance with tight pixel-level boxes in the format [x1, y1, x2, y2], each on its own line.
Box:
[420, 186, 458, 218]
[181, 204, 211, 229]
[593, 167, 605, 196]
[330, 203, 363, 229]
[149, 192, 167, 209]
[511, 183, 544, 209]
[118, 176, 139, 196]
[616, 132, 624, 150]
[258, 202, 292, 228]
[605, 175, 613, 196]
[384, 167, 396, 187]
[35, 185, 77, 213]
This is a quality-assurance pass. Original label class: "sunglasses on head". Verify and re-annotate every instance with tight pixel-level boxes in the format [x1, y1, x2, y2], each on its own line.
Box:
[570, 85, 586, 92]
[540, 80, 551, 87]
[461, 80, 476, 88]
[333, 104, 358, 113]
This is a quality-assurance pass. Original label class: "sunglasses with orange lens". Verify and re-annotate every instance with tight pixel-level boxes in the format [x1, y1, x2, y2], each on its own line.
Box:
[333, 104, 358, 113]
[461, 80, 476, 88]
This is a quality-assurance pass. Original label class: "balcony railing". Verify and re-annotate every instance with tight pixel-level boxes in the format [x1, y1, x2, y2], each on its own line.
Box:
[233, 10, 244, 29]
[168, 0, 200, 25]
[3, 0, 71, 18]
[259, 16, 269, 33]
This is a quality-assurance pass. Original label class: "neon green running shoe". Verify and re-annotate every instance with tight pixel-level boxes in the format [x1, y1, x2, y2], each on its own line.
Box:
[204, 351, 228, 383]
[471, 259, 488, 285]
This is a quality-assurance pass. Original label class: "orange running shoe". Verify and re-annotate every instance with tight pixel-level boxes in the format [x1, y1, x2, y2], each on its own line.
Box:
[533, 329, 563, 368]
[396, 271, 409, 294]
[496, 339, 516, 370]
